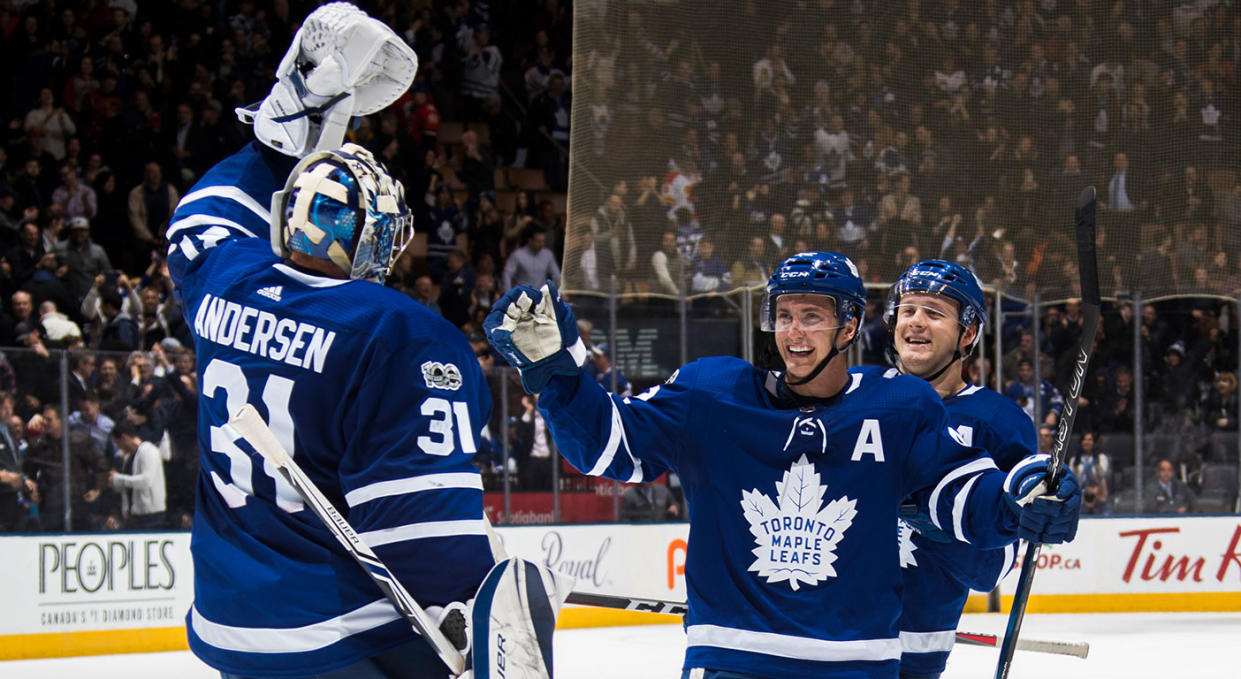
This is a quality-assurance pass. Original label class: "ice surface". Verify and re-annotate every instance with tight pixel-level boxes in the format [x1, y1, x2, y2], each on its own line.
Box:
[2, 612, 1237, 678]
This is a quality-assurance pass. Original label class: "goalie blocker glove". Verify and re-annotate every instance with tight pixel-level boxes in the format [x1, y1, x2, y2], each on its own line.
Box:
[484, 282, 589, 394]
[1003, 454, 1082, 544]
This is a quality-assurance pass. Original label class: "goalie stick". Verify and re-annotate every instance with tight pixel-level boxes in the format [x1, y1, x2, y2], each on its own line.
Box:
[994, 186, 1100, 679]
[228, 405, 466, 677]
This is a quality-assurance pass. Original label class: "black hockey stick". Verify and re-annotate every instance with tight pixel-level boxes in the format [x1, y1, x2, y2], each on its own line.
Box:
[228, 405, 467, 677]
[994, 186, 1100, 679]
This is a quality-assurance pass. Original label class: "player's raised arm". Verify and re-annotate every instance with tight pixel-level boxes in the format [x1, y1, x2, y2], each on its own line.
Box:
[483, 282, 688, 481]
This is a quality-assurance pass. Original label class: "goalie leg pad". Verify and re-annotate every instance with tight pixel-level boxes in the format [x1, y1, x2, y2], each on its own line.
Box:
[470, 558, 574, 679]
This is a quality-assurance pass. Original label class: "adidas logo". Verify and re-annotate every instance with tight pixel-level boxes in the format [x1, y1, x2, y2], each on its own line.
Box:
[256, 285, 283, 302]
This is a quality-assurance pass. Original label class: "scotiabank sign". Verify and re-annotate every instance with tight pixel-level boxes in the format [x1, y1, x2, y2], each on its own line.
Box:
[1001, 517, 1241, 595]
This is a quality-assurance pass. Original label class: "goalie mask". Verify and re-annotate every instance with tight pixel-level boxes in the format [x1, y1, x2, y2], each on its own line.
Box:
[271, 143, 413, 283]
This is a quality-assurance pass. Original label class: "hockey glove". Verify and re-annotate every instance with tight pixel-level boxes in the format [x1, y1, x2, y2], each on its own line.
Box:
[485, 282, 589, 394]
[1003, 454, 1082, 545]
[237, 2, 418, 156]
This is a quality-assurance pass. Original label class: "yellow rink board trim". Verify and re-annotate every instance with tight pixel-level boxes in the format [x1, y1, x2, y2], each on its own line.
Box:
[4, 592, 1240, 660]
[0, 626, 187, 660]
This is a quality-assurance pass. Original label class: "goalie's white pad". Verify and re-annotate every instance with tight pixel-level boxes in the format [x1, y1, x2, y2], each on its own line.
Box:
[469, 558, 574, 679]
[237, 2, 418, 156]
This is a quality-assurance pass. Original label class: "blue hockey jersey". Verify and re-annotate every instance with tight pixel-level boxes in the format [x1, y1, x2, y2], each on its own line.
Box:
[537, 359, 1019, 679]
[168, 142, 494, 677]
[898, 381, 1035, 676]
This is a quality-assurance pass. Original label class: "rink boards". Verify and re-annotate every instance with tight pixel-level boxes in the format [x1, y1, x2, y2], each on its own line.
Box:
[2, 516, 1240, 659]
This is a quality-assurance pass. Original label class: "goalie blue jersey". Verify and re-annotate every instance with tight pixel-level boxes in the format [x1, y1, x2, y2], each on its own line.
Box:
[898, 380, 1035, 677]
[167, 143, 494, 677]
[537, 359, 1019, 679]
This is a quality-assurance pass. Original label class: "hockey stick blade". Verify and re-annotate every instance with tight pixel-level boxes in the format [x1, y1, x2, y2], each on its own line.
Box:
[956, 632, 1089, 659]
[228, 405, 466, 677]
[995, 187, 1100, 679]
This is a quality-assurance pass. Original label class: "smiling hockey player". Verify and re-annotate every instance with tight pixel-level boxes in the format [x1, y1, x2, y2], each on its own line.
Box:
[485, 251, 1081, 679]
[885, 259, 1036, 679]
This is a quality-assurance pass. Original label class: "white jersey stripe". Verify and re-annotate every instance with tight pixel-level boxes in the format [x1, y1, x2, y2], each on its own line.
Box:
[686, 624, 901, 663]
[995, 542, 1018, 590]
[345, 473, 483, 508]
[951, 473, 983, 543]
[166, 213, 259, 242]
[586, 396, 645, 482]
[929, 457, 997, 531]
[179, 185, 273, 224]
[272, 263, 351, 287]
[899, 630, 956, 654]
[190, 599, 398, 654]
[359, 518, 488, 547]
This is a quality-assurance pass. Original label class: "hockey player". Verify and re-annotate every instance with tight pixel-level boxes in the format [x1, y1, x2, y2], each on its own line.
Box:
[885, 260, 1035, 679]
[168, 5, 495, 678]
[485, 251, 1081, 679]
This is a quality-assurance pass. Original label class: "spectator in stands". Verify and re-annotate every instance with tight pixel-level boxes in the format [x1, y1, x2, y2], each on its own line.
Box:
[503, 228, 560, 290]
[588, 344, 631, 398]
[1144, 458, 1193, 514]
[832, 188, 872, 261]
[588, 194, 637, 287]
[1003, 330, 1054, 383]
[439, 250, 475, 328]
[689, 236, 730, 295]
[95, 289, 139, 352]
[730, 236, 770, 288]
[51, 163, 95, 221]
[516, 393, 552, 491]
[0, 392, 31, 531]
[95, 357, 127, 422]
[56, 216, 110, 303]
[651, 230, 685, 297]
[6, 221, 45, 289]
[24, 88, 76, 161]
[108, 420, 166, 530]
[528, 70, 570, 190]
[620, 481, 681, 522]
[1104, 151, 1144, 215]
[459, 129, 495, 202]
[1202, 371, 1238, 460]
[135, 286, 171, 350]
[1070, 432, 1111, 514]
[68, 390, 114, 458]
[1009, 358, 1064, 426]
[25, 404, 108, 531]
[460, 24, 502, 122]
[127, 161, 178, 251]
[408, 275, 442, 316]
[425, 185, 467, 283]
[21, 253, 77, 326]
[1150, 341, 1200, 418]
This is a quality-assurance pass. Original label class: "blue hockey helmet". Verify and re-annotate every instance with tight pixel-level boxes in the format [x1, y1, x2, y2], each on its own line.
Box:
[762, 251, 867, 332]
[272, 143, 413, 283]
[884, 259, 987, 352]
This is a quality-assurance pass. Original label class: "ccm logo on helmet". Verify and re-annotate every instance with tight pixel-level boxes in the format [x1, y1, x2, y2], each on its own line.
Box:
[781, 271, 811, 278]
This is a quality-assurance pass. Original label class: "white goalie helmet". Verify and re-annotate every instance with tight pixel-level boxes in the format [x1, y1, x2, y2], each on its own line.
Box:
[271, 143, 413, 283]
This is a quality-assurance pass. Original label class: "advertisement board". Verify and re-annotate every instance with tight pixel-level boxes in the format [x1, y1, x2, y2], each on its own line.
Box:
[3, 516, 1240, 659]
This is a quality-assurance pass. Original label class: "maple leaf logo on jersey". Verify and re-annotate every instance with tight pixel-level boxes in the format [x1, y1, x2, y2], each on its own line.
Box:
[898, 518, 918, 569]
[740, 455, 857, 591]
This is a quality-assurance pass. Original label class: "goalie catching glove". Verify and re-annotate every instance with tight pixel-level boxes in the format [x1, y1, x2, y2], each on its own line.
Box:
[1003, 454, 1082, 545]
[484, 282, 589, 394]
[237, 2, 418, 156]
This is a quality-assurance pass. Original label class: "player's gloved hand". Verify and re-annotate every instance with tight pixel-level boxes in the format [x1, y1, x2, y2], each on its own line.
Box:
[485, 281, 588, 393]
[237, 2, 418, 156]
[1003, 454, 1082, 544]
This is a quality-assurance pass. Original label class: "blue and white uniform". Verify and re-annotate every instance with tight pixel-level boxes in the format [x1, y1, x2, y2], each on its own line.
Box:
[897, 379, 1034, 678]
[535, 359, 1020, 679]
[168, 142, 494, 677]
